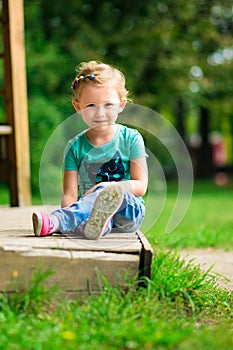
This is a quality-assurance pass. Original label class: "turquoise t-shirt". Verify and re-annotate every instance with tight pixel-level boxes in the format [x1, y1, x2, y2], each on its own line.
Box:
[64, 124, 147, 198]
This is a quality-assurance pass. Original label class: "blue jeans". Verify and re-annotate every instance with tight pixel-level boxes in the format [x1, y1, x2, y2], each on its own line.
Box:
[51, 185, 145, 236]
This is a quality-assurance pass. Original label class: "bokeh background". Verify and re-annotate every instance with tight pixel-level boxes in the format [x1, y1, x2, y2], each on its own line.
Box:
[2, 0, 233, 198]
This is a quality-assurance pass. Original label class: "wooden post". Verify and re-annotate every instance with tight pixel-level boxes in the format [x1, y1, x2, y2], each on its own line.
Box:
[3, 0, 31, 206]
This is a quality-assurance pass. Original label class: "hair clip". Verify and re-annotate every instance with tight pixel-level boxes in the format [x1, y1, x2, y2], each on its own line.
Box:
[88, 73, 95, 80]
[71, 73, 95, 89]
[71, 78, 78, 89]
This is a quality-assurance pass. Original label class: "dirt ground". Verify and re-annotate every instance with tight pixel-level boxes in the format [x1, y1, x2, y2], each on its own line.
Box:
[179, 248, 233, 291]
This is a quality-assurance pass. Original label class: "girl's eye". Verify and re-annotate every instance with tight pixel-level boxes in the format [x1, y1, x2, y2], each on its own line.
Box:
[86, 104, 95, 108]
[105, 103, 114, 108]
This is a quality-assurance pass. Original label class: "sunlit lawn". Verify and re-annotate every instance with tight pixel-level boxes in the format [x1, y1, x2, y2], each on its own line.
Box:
[145, 179, 233, 250]
[0, 180, 233, 349]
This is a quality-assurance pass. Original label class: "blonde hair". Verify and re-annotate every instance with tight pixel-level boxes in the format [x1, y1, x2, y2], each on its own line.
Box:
[72, 60, 129, 102]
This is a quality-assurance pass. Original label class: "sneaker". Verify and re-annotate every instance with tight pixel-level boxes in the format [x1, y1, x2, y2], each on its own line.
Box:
[32, 211, 55, 237]
[84, 184, 124, 240]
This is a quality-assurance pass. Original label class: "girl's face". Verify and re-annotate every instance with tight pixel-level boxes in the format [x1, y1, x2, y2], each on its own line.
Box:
[72, 84, 126, 130]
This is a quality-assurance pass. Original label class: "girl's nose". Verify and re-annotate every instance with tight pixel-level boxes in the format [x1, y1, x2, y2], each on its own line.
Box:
[95, 105, 106, 117]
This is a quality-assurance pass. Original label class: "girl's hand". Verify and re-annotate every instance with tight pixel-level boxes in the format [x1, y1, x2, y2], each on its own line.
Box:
[83, 182, 107, 197]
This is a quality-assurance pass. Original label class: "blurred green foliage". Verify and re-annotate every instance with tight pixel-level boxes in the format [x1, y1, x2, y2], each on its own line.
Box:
[24, 0, 233, 194]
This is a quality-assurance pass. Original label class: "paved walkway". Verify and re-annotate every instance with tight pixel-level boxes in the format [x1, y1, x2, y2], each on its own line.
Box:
[179, 248, 233, 291]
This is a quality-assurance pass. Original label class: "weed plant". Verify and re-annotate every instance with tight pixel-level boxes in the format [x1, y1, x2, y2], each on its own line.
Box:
[0, 251, 232, 350]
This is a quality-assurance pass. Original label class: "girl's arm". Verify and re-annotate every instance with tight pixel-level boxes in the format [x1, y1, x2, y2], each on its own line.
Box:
[120, 156, 148, 197]
[83, 157, 148, 198]
[61, 170, 78, 207]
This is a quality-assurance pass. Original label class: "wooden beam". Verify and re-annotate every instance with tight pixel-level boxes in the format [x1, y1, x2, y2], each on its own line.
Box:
[5, 0, 31, 206]
[0, 126, 12, 182]
[137, 231, 153, 283]
[0, 125, 12, 135]
[2, 0, 18, 205]
[0, 206, 154, 293]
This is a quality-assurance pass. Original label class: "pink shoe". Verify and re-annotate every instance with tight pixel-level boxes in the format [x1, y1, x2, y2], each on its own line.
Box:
[84, 183, 124, 240]
[32, 211, 55, 237]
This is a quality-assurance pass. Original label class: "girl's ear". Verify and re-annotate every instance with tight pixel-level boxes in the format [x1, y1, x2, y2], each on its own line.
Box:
[72, 99, 81, 114]
[119, 99, 127, 113]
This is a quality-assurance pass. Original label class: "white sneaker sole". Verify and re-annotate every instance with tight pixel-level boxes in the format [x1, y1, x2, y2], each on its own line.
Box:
[32, 211, 43, 236]
[84, 184, 124, 240]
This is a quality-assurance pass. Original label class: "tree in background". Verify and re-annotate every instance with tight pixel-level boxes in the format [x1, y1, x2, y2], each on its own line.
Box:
[24, 0, 233, 193]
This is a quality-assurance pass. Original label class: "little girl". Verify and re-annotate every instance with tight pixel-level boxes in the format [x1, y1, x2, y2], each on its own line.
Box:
[33, 60, 148, 240]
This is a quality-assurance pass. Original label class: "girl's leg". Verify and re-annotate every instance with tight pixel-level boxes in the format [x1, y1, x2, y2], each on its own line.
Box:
[51, 190, 99, 235]
[83, 184, 124, 239]
[33, 183, 124, 238]
[32, 192, 98, 237]
[112, 191, 145, 233]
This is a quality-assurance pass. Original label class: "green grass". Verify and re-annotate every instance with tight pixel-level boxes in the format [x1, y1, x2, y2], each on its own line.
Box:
[0, 180, 233, 349]
[0, 251, 232, 350]
[0, 184, 10, 205]
[146, 179, 233, 249]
